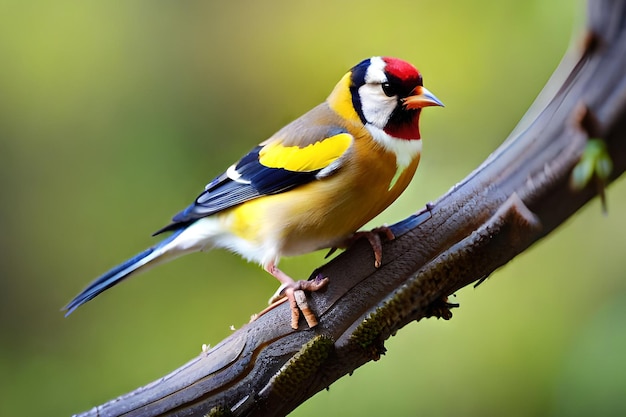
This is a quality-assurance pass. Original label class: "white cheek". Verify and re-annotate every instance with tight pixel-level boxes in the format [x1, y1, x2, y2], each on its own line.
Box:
[358, 84, 396, 129]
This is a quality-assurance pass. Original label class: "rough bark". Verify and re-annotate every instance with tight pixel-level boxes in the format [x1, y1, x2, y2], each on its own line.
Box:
[75, 1, 626, 416]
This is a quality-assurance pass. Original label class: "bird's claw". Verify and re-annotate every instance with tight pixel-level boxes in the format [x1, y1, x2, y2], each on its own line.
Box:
[261, 274, 329, 329]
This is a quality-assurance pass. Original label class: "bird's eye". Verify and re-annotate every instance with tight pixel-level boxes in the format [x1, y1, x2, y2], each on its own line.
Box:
[381, 82, 396, 97]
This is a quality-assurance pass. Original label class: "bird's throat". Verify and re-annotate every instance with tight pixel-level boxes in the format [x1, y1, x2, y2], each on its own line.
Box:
[383, 109, 422, 140]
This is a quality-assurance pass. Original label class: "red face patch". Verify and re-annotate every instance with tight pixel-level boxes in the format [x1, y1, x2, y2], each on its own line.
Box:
[384, 111, 422, 140]
[382, 57, 421, 82]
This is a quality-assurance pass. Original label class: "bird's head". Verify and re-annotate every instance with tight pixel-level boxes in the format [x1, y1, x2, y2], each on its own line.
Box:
[328, 56, 443, 140]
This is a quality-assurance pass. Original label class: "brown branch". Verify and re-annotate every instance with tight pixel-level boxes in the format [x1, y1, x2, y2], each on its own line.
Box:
[74, 1, 626, 416]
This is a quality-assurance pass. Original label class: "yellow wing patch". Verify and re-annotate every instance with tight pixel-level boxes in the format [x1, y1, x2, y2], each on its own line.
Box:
[259, 133, 352, 172]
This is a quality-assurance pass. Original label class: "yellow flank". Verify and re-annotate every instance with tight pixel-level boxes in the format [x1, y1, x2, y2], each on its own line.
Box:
[259, 133, 352, 172]
[326, 72, 361, 123]
[226, 201, 265, 243]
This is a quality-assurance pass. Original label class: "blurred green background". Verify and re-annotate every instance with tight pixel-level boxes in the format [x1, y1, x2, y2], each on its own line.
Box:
[2, 0, 626, 416]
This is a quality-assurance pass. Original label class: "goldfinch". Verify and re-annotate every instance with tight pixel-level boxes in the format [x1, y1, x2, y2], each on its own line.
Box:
[64, 56, 443, 329]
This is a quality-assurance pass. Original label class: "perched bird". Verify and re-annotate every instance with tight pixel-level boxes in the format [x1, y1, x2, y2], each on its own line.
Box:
[64, 56, 443, 329]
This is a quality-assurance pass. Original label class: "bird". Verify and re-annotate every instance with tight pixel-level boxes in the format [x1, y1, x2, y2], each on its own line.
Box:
[63, 56, 443, 329]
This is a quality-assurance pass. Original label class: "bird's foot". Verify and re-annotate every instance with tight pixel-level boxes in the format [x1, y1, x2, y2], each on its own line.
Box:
[326, 225, 395, 268]
[268, 274, 329, 329]
[255, 263, 329, 329]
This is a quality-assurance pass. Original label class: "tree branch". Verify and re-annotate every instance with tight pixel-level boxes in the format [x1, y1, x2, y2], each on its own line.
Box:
[75, 1, 626, 416]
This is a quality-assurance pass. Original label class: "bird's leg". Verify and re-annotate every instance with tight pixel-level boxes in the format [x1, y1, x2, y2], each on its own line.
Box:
[326, 226, 395, 268]
[259, 262, 329, 329]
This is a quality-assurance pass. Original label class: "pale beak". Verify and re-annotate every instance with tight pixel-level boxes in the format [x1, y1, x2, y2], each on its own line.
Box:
[403, 86, 444, 109]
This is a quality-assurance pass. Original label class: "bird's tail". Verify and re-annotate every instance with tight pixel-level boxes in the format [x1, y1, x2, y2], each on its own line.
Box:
[63, 228, 192, 316]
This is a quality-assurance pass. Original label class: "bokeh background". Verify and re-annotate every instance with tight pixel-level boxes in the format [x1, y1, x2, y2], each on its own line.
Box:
[2, 1, 626, 416]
